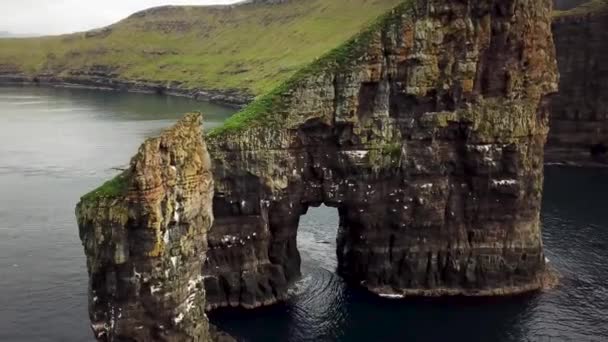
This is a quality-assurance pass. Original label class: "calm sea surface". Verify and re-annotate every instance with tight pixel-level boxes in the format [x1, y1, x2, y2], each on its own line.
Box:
[0, 86, 607, 342]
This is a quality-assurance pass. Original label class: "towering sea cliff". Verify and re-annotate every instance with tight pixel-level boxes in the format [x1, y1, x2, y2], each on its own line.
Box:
[76, 114, 228, 341]
[203, 0, 558, 309]
[548, 0, 608, 165]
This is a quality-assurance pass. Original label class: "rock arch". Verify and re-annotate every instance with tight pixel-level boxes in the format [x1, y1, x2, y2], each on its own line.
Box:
[203, 0, 559, 309]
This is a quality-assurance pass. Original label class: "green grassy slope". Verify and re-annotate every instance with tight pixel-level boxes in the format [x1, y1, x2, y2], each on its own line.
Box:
[0, 0, 402, 96]
[209, 1, 411, 137]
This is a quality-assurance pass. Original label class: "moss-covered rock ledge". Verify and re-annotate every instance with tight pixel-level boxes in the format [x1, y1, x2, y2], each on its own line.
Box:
[76, 114, 228, 341]
[203, 0, 559, 310]
[80, 170, 131, 203]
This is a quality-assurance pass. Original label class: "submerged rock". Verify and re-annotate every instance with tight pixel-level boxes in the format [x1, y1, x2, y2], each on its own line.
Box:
[204, 0, 558, 309]
[76, 114, 221, 341]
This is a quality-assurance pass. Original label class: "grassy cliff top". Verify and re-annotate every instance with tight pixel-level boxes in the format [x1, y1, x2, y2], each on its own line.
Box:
[208, 1, 412, 138]
[554, 0, 608, 17]
[80, 171, 131, 202]
[0, 0, 401, 96]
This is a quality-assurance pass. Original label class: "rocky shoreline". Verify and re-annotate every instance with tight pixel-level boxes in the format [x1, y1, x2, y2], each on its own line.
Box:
[0, 73, 253, 108]
[369, 267, 560, 299]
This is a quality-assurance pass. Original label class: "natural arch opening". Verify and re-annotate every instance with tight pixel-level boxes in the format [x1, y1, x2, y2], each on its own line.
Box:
[296, 205, 340, 274]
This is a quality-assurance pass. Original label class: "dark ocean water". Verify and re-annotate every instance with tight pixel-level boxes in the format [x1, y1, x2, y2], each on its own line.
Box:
[0, 86, 607, 342]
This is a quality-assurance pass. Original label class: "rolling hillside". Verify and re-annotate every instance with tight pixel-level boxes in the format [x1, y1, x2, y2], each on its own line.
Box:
[0, 0, 402, 101]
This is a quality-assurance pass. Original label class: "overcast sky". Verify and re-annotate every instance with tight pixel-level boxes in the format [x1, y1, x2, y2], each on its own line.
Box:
[0, 0, 241, 35]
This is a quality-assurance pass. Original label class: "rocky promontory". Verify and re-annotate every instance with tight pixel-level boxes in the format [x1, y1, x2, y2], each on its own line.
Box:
[203, 0, 558, 309]
[75, 0, 561, 337]
[76, 114, 226, 341]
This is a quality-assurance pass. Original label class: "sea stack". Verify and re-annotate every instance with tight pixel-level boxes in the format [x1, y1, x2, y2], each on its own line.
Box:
[203, 0, 559, 309]
[76, 114, 216, 341]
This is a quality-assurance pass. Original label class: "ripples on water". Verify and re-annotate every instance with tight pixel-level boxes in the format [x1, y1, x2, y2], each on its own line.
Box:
[1, 86, 607, 341]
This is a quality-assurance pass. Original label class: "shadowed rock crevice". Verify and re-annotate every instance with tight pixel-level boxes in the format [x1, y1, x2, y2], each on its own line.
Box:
[203, 0, 559, 309]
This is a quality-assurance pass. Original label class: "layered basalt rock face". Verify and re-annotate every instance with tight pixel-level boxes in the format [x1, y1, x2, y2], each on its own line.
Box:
[549, 1, 608, 165]
[203, 0, 558, 309]
[76, 114, 219, 341]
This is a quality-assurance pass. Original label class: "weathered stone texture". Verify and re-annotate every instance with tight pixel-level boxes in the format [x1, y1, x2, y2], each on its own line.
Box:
[204, 0, 558, 309]
[548, 3, 608, 165]
[76, 114, 218, 341]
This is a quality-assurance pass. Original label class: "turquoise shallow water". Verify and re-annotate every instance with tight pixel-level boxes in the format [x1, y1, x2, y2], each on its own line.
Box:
[0, 85, 607, 342]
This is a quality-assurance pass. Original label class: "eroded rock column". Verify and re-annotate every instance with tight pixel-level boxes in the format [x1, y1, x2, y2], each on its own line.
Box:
[204, 0, 558, 308]
[76, 114, 216, 341]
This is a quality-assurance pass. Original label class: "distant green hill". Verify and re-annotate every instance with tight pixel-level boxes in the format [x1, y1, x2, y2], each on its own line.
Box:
[0, 0, 402, 99]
